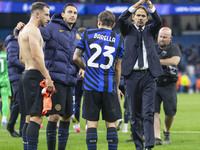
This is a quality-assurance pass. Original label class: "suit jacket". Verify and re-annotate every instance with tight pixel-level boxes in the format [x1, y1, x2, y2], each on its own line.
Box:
[118, 9, 164, 77]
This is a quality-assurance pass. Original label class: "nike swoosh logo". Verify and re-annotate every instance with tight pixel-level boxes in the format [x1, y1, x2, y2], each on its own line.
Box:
[59, 30, 64, 32]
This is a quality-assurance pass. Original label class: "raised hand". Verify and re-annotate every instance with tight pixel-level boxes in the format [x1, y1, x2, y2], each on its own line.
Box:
[145, 0, 150, 4]
[16, 22, 25, 31]
[139, 0, 146, 4]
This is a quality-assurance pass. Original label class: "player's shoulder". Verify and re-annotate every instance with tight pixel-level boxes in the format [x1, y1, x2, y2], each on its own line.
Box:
[86, 28, 99, 32]
[19, 26, 41, 43]
[86, 28, 105, 34]
[28, 25, 41, 37]
[21, 24, 39, 35]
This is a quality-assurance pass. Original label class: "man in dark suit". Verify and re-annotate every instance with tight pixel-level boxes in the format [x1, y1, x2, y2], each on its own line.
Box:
[118, 0, 163, 150]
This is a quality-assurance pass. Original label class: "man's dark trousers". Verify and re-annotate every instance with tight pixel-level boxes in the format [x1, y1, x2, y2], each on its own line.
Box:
[74, 79, 83, 122]
[7, 80, 25, 135]
[125, 70, 156, 150]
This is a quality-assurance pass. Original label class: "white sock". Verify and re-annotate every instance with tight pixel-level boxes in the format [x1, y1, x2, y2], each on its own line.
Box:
[2, 116, 7, 122]
[123, 123, 128, 130]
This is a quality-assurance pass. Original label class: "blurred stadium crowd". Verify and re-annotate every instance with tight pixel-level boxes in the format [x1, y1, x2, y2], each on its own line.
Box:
[6, 0, 200, 4]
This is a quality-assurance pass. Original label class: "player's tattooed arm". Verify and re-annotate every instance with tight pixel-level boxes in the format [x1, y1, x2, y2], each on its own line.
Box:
[73, 48, 86, 70]
[76, 48, 82, 57]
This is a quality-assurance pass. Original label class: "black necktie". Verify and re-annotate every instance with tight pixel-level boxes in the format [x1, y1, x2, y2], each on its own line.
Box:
[138, 27, 144, 68]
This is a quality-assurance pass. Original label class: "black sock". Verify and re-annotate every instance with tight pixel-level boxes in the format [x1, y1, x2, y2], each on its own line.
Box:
[86, 128, 97, 150]
[46, 121, 57, 150]
[26, 121, 40, 150]
[22, 122, 29, 150]
[124, 110, 129, 123]
[107, 127, 118, 150]
[58, 121, 70, 150]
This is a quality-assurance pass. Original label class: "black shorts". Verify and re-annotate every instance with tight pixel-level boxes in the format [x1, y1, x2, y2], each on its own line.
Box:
[19, 73, 25, 115]
[21, 69, 44, 116]
[47, 82, 74, 118]
[82, 90, 122, 122]
[155, 83, 177, 116]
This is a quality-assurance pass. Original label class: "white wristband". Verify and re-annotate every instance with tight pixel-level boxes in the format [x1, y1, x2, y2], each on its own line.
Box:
[148, 5, 156, 13]
[128, 7, 136, 13]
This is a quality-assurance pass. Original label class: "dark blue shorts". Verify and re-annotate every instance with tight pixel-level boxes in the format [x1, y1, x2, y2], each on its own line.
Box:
[47, 82, 74, 118]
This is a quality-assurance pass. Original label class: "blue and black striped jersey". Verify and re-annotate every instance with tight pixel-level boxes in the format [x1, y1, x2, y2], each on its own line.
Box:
[76, 28, 124, 93]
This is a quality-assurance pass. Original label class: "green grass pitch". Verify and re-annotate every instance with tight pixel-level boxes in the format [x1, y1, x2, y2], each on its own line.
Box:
[0, 94, 200, 150]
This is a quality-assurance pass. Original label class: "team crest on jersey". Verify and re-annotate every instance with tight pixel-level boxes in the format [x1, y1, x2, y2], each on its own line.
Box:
[76, 33, 81, 39]
[59, 30, 65, 32]
[55, 104, 61, 111]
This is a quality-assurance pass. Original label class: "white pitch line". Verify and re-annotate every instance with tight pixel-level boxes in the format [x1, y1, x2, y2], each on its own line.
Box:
[170, 131, 200, 134]
[0, 129, 200, 133]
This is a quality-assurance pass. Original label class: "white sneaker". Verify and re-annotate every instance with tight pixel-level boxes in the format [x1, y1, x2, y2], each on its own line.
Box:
[1, 121, 7, 126]
[122, 123, 128, 133]
[73, 123, 80, 133]
[1, 116, 7, 126]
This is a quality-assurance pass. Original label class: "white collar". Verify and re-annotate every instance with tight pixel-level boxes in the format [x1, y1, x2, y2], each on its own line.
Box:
[134, 24, 145, 30]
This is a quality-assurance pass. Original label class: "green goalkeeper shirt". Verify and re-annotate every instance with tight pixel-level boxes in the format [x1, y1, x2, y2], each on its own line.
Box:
[0, 51, 10, 86]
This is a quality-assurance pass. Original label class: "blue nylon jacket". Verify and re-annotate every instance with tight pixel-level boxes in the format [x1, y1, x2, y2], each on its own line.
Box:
[5, 35, 25, 83]
[40, 13, 80, 86]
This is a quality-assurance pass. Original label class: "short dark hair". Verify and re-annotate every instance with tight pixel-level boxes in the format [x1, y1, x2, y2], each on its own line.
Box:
[30, 2, 49, 15]
[133, 5, 149, 16]
[98, 10, 115, 27]
[63, 4, 77, 13]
